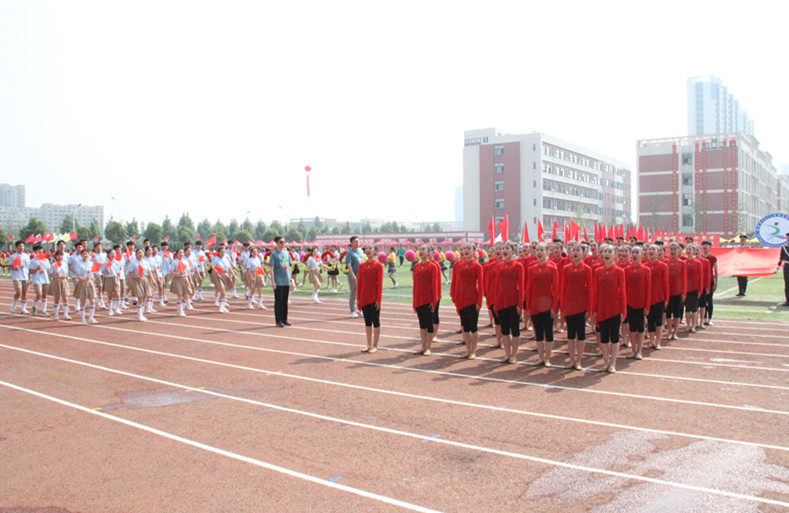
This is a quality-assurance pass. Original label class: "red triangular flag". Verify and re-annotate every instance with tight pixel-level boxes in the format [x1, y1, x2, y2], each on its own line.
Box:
[214, 265, 225, 274]
[616, 225, 624, 238]
[33, 233, 42, 242]
[25, 234, 34, 244]
[583, 227, 589, 242]
[115, 253, 123, 261]
[607, 224, 614, 240]
[521, 222, 530, 243]
[562, 222, 568, 241]
[570, 220, 580, 241]
[130, 235, 135, 241]
[164, 235, 169, 241]
[12, 256, 21, 267]
[255, 267, 265, 275]
[106, 259, 113, 271]
[497, 215, 509, 243]
[177, 260, 187, 273]
[488, 217, 496, 245]
[551, 221, 558, 241]
[70, 232, 78, 240]
[91, 262, 102, 273]
[537, 220, 544, 241]
[205, 235, 216, 247]
[138, 264, 144, 276]
[196, 233, 201, 240]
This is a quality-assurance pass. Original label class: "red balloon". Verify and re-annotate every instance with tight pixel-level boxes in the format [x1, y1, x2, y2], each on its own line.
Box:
[305, 166, 312, 172]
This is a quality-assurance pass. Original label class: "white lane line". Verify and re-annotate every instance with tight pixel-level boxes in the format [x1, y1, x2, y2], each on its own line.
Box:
[2, 341, 787, 453]
[3, 321, 788, 419]
[1, 378, 785, 509]
[0, 379, 444, 513]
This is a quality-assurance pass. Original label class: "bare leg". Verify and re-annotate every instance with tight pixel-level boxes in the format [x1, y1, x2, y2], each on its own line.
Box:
[371, 327, 380, 353]
[608, 342, 620, 372]
[501, 334, 511, 362]
[362, 325, 373, 352]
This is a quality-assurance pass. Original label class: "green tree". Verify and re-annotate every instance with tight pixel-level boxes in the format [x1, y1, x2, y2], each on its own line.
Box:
[342, 221, 352, 233]
[162, 216, 178, 241]
[255, 221, 267, 241]
[76, 225, 91, 242]
[284, 227, 302, 243]
[331, 227, 340, 234]
[177, 213, 196, 243]
[60, 214, 76, 234]
[144, 222, 164, 245]
[89, 218, 102, 240]
[232, 230, 253, 243]
[0, 226, 6, 249]
[228, 219, 239, 237]
[19, 217, 48, 243]
[296, 219, 307, 237]
[270, 220, 284, 235]
[241, 218, 254, 234]
[431, 222, 442, 232]
[261, 227, 279, 242]
[125, 219, 140, 240]
[306, 228, 317, 242]
[361, 220, 373, 233]
[211, 220, 228, 243]
[104, 219, 126, 245]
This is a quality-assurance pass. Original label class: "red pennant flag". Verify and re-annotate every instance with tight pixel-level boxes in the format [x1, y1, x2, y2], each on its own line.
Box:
[488, 217, 496, 245]
[497, 215, 509, 242]
[205, 235, 216, 247]
[177, 260, 187, 273]
[106, 260, 113, 272]
[616, 224, 624, 238]
[196, 233, 201, 240]
[213, 265, 225, 274]
[38, 253, 47, 261]
[91, 262, 102, 273]
[33, 233, 42, 242]
[570, 220, 580, 241]
[164, 235, 169, 241]
[12, 256, 21, 267]
[130, 235, 135, 241]
[537, 220, 545, 242]
[25, 234, 34, 244]
[521, 222, 530, 243]
[70, 232, 78, 240]
[583, 227, 589, 242]
[198, 255, 206, 262]
[7, 234, 12, 240]
[115, 253, 123, 261]
[551, 221, 558, 241]
[594, 220, 599, 241]
[562, 222, 568, 241]
[138, 264, 144, 276]
[255, 267, 265, 275]
[94, 236, 99, 241]
[606, 224, 614, 240]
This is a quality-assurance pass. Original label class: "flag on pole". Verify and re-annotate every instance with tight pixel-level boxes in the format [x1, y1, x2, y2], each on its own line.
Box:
[70, 232, 78, 240]
[205, 235, 217, 248]
[496, 215, 509, 243]
[537, 220, 545, 241]
[33, 234, 42, 243]
[488, 217, 496, 245]
[25, 234, 34, 244]
[551, 221, 558, 241]
[570, 220, 580, 241]
[583, 226, 589, 242]
[91, 262, 102, 273]
[521, 222, 530, 243]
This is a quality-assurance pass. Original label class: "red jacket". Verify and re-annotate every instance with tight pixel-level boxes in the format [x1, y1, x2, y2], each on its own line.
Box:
[666, 258, 687, 297]
[592, 265, 627, 321]
[625, 263, 651, 309]
[494, 259, 524, 313]
[700, 257, 711, 293]
[686, 258, 702, 294]
[429, 259, 442, 301]
[525, 261, 559, 314]
[646, 259, 669, 306]
[450, 259, 484, 311]
[357, 261, 383, 308]
[413, 261, 440, 310]
[483, 257, 500, 306]
[561, 262, 593, 316]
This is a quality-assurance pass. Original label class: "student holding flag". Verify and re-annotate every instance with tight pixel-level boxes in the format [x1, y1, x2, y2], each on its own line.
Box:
[29, 244, 51, 316]
[245, 247, 268, 310]
[127, 248, 153, 322]
[73, 248, 100, 325]
[211, 245, 233, 313]
[102, 247, 123, 316]
[91, 242, 108, 310]
[10, 240, 30, 314]
[50, 250, 72, 320]
[169, 248, 192, 317]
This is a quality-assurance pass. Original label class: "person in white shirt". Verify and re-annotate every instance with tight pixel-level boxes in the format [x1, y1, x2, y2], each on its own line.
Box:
[29, 244, 51, 316]
[91, 242, 108, 310]
[67, 241, 84, 313]
[127, 248, 153, 321]
[306, 247, 329, 303]
[102, 248, 123, 316]
[152, 246, 167, 307]
[169, 248, 192, 317]
[10, 240, 31, 314]
[244, 247, 268, 310]
[143, 246, 160, 314]
[193, 240, 207, 301]
[73, 249, 98, 325]
[49, 250, 72, 320]
[212, 245, 233, 313]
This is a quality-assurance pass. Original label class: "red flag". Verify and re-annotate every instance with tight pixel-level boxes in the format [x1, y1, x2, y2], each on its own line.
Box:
[106, 260, 113, 272]
[196, 233, 201, 240]
[488, 217, 496, 244]
[177, 260, 187, 273]
[497, 215, 509, 242]
[607, 224, 614, 240]
[12, 256, 21, 267]
[537, 220, 545, 241]
[255, 267, 265, 275]
[570, 220, 580, 241]
[25, 234, 34, 244]
[138, 264, 144, 276]
[594, 220, 599, 241]
[43, 233, 53, 242]
[616, 224, 624, 238]
[91, 262, 102, 273]
[213, 265, 225, 274]
[7, 234, 12, 240]
[562, 222, 568, 241]
[521, 222, 530, 243]
[94, 236, 99, 241]
[164, 235, 169, 241]
[205, 235, 217, 247]
[583, 227, 589, 242]
[70, 232, 78, 240]
[551, 221, 558, 241]
[33, 233, 42, 242]
[130, 235, 135, 241]
[115, 253, 123, 261]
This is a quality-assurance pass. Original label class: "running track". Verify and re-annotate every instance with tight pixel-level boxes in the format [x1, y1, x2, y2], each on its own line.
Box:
[1, 281, 788, 512]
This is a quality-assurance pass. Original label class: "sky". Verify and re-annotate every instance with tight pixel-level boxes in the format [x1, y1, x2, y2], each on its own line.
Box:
[1, 0, 786, 230]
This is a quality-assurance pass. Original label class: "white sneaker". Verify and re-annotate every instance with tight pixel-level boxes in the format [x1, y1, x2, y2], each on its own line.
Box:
[21, 308, 30, 315]
[89, 318, 98, 325]
[351, 311, 360, 318]
[247, 304, 254, 309]
[63, 314, 72, 320]
[114, 309, 123, 316]
[187, 303, 195, 311]
[138, 315, 148, 322]
[258, 303, 268, 310]
[109, 309, 115, 316]
[313, 298, 322, 304]
[148, 308, 158, 314]
[178, 311, 186, 317]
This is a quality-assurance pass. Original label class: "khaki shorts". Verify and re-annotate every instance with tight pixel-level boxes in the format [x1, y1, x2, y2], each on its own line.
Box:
[32, 283, 47, 296]
[49, 278, 70, 299]
[13, 280, 29, 295]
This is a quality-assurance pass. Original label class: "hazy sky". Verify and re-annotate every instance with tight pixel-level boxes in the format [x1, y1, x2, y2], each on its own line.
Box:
[1, 0, 786, 229]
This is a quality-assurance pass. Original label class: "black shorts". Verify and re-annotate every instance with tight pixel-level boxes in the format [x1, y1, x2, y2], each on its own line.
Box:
[328, 269, 339, 276]
[458, 304, 479, 333]
[291, 267, 300, 275]
[598, 315, 621, 344]
[626, 306, 645, 333]
[498, 306, 520, 337]
[361, 303, 380, 328]
[388, 264, 396, 274]
[685, 291, 699, 312]
[698, 291, 708, 309]
[415, 304, 434, 333]
[531, 310, 554, 342]
[432, 299, 440, 325]
[647, 301, 665, 332]
[667, 294, 683, 318]
[489, 305, 500, 325]
[565, 311, 586, 340]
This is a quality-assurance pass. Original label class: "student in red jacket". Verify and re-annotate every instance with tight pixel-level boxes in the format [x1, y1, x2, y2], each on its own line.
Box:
[483, 242, 503, 348]
[517, 243, 536, 333]
[625, 246, 651, 359]
[561, 243, 593, 370]
[412, 245, 441, 356]
[592, 244, 627, 373]
[684, 244, 704, 334]
[494, 242, 525, 364]
[665, 242, 687, 340]
[697, 251, 711, 330]
[525, 243, 559, 367]
[358, 245, 384, 353]
[645, 244, 669, 350]
[450, 243, 484, 359]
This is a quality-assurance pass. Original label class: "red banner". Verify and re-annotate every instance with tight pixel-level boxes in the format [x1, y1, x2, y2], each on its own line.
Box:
[710, 247, 781, 277]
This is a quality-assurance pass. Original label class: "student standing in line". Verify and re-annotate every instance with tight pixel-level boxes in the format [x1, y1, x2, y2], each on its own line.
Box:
[270, 236, 293, 328]
[306, 247, 328, 304]
[127, 248, 153, 322]
[450, 243, 484, 359]
[625, 246, 651, 360]
[169, 248, 192, 317]
[73, 248, 98, 325]
[684, 244, 704, 334]
[245, 247, 268, 310]
[560, 243, 593, 370]
[50, 250, 72, 320]
[357, 245, 384, 353]
[346, 236, 365, 317]
[412, 245, 440, 356]
[483, 242, 502, 346]
[591, 244, 627, 373]
[494, 242, 525, 364]
[665, 242, 687, 341]
[10, 240, 30, 314]
[211, 245, 233, 313]
[102, 247, 122, 316]
[645, 244, 669, 351]
[525, 242, 559, 367]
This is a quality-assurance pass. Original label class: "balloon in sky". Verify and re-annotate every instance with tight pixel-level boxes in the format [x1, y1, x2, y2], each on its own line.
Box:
[305, 166, 312, 172]
[305, 165, 311, 197]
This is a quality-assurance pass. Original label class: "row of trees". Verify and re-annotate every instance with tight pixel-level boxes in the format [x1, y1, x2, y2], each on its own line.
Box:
[5, 214, 441, 247]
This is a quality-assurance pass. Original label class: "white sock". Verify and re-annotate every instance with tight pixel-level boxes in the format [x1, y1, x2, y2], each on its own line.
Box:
[89, 306, 95, 321]
[81, 309, 86, 323]
[42, 299, 48, 312]
[11, 299, 18, 312]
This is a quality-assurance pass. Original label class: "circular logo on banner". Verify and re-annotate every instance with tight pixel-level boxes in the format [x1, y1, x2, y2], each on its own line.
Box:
[755, 213, 789, 248]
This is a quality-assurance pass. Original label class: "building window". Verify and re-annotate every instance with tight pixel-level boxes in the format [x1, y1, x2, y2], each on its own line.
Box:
[494, 181, 504, 192]
[543, 198, 552, 209]
[682, 153, 693, 165]
[682, 173, 693, 185]
[533, 199, 537, 206]
[683, 215, 694, 227]
[532, 162, 536, 170]
[495, 163, 504, 174]
[682, 194, 693, 206]
[494, 145, 504, 156]
[494, 199, 504, 209]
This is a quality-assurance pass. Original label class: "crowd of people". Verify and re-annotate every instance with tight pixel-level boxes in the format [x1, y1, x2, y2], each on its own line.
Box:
[6, 231, 788, 372]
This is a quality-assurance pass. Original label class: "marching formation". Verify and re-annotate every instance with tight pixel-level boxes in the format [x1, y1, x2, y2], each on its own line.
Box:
[6, 234, 719, 374]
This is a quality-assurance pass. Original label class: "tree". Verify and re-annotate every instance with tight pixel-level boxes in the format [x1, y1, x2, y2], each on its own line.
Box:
[163, 216, 178, 241]
[144, 222, 164, 245]
[342, 221, 352, 233]
[232, 230, 253, 243]
[125, 219, 140, 240]
[650, 197, 661, 231]
[331, 227, 340, 234]
[261, 227, 279, 242]
[306, 228, 317, 242]
[241, 218, 254, 234]
[19, 217, 48, 243]
[228, 219, 240, 237]
[0, 226, 7, 249]
[284, 227, 302, 243]
[76, 225, 91, 242]
[360, 220, 373, 233]
[270, 220, 284, 235]
[211, 220, 228, 243]
[296, 219, 307, 239]
[177, 213, 196, 243]
[104, 219, 126, 245]
[89, 218, 102, 240]
[255, 221, 267, 241]
[60, 214, 76, 234]
[431, 222, 442, 232]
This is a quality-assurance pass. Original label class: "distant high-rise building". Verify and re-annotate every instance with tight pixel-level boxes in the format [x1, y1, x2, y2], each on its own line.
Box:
[463, 128, 632, 239]
[0, 183, 25, 209]
[688, 76, 754, 137]
[637, 133, 777, 237]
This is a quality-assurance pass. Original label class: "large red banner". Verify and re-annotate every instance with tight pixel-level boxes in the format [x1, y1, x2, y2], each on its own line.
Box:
[710, 247, 782, 277]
